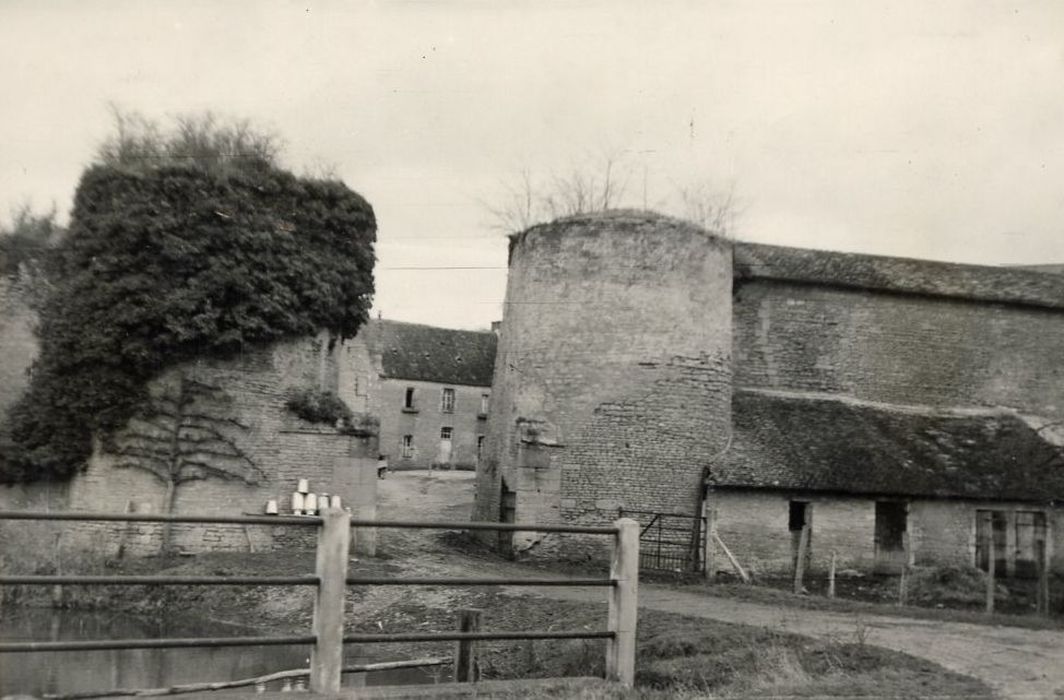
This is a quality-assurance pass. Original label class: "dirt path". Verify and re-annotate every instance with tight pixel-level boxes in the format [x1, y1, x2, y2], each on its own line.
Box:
[380, 471, 1064, 699]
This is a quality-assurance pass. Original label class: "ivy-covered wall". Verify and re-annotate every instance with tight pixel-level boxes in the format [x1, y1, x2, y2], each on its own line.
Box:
[3, 163, 376, 483]
[0, 336, 379, 555]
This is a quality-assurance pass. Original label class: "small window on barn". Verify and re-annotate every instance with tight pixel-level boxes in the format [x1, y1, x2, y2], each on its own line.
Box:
[480, 394, 490, 415]
[788, 501, 810, 532]
[476, 435, 485, 464]
[400, 435, 414, 459]
[404, 387, 415, 410]
[441, 388, 456, 413]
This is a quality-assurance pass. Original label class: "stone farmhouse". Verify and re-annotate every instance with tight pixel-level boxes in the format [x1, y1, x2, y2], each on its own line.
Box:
[338, 319, 497, 471]
[473, 210, 1064, 579]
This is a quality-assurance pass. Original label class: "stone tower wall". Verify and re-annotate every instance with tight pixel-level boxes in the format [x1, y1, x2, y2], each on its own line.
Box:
[475, 211, 732, 554]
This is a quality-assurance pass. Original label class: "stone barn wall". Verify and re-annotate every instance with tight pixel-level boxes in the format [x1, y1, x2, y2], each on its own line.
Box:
[0, 336, 379, 558]
[475, 211, 732, 556]
[733, 278, 1064, 416]
[713, 490, 1064, 577]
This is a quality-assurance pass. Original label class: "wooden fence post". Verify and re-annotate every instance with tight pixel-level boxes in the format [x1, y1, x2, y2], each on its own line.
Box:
[454, 609, 482, 682]
[985, 524, 995, 614]
[898, 532, 910, 606]
[310, 508, 351, 694]
[1036, 539, 1050, 617]
[827, 550, 837, 599]
[793, 521, 810, 595]
[606, 518, 639, 688]
[704, 507, 717, 581]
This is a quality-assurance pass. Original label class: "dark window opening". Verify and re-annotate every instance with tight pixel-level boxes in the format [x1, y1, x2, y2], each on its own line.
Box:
[404, 387, 415, 409]
[788, 501, 810, 532]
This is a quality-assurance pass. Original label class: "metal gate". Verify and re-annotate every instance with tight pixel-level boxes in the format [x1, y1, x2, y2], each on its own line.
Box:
[618, 508, 705, 573]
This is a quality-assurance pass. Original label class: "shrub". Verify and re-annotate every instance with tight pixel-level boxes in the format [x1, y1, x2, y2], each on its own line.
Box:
[285, 389, 354, 427]
[0, 204, 61, 278]
[907, 564, 1008, 607]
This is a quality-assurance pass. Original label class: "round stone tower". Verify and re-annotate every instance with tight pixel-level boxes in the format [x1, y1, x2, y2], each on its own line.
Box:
[474, 210, 733, 554]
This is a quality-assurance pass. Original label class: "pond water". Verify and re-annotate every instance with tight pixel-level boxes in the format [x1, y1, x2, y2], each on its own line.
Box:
[0, 608, 448, 697]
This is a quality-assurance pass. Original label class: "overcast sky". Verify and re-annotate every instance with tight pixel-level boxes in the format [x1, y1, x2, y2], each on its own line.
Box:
[3, 1, 1063, 329]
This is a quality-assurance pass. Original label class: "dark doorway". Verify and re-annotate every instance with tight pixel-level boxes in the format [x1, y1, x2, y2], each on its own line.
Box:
[789, 501, 811, 570]
[874, 501, 908, 573]
[499, 482, 517, 558]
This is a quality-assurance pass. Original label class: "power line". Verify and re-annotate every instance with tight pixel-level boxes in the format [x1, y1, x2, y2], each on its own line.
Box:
[383, 266, 506, 271]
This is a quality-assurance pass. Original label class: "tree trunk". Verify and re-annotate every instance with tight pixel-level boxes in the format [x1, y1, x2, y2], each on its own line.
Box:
[161, 478, 177, 554]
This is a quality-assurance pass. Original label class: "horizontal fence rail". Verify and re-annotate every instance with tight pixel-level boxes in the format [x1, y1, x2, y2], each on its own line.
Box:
[0, 575, 320, 586]
[0, 636, 318, 653]
[345, 577, 614, 587]
[342, 631, 615, 643]
[0, 511, 322, 526]
[0, 509, 639, 692]
[349, 518, 619, 535]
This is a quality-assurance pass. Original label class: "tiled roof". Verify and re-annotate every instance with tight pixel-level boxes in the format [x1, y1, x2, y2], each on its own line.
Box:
[712, 389, 1064, 502]
[363, 320, 496, 387]
[734, 242, 1064, 311]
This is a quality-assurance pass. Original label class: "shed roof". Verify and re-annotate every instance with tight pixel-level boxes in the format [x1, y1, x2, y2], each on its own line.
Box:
[713, 389, 1064, 502]
[734, 242, 1064, 311]
[363, 320, 496, 387]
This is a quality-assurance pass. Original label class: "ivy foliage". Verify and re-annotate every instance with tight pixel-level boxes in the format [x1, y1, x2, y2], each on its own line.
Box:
[3, 163, 376, 482]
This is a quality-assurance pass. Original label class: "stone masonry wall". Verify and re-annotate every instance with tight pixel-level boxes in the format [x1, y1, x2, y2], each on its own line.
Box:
[476, 212, 732, 557]
[3, 336, 378, 558]
[733, 279, 1064, 416]
[712, 490, 877, 576]
[714, 490, 1064, 577]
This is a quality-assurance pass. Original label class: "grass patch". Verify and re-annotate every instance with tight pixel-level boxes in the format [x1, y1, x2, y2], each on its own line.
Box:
[472, 598, 992, 697]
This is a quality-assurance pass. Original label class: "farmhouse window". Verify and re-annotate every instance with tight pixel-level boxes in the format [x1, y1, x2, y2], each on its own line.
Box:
[401, 435, 414, 459]
[480, 394, 490, 415]
[404, 387, 416, 409]
[440, 426, 453, 441]
[476, 435, 485, 465]
[441, 388, 456, 413]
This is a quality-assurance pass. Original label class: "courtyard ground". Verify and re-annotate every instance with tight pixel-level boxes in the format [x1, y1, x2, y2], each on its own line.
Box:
[5, 470, 1058, 697]
[373, 470, 1064, 699]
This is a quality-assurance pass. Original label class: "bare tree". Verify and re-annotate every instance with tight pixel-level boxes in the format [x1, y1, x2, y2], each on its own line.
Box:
[671, 179, 740, 238]
[485, 153, 740, 237]
[109, 374, 263, 553]
[485, 152, 634, 233]
[96, 105, 283, 173]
